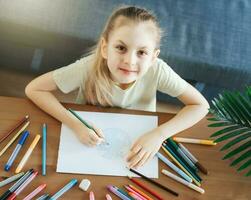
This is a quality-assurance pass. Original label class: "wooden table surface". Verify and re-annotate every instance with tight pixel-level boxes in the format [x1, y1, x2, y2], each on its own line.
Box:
[0, 96, 250, 200]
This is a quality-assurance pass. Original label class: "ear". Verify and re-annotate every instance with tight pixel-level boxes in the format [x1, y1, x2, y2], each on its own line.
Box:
[101, 37, 108, 59]
[152, 49, 160, 62]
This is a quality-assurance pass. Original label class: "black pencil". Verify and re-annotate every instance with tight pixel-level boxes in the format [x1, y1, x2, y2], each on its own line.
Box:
[129, 168, 179, 196]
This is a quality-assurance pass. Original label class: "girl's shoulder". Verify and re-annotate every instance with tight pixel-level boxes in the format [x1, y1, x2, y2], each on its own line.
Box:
[150, 57, 172, 76]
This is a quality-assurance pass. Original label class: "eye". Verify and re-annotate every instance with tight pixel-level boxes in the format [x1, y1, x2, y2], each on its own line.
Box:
[138, 50, 148, 56]
[115, 45, 126, 52]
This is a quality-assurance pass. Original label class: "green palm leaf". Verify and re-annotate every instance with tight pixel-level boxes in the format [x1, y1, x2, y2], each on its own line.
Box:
[208, 86, 251, 177]
[238, 159, 251, 172]
[223, 141, 251, 159]
[210, 125, 242, 137]
[230, 150, 251, 166]
[214, 128, 250, 143]
[220, 132, 251, 151]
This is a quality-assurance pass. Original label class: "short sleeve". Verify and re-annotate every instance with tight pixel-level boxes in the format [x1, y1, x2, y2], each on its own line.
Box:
[157, 59, 188, 97]
[52, 56, 92, 93]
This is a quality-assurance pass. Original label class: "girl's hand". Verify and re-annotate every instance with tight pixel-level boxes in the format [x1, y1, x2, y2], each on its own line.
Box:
[126, 130, 164, 169]
[72, 120, 105, 147]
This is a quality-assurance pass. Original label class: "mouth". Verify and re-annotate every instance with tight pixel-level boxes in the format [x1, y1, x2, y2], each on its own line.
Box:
[119, 67, 138, 74]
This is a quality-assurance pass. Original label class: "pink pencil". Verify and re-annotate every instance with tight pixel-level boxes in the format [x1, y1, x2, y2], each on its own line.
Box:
[129, 192, 145, 200]
[23, 183, 46, 200]
[89, 191, 95, 200]
[106, 194, 113, 200]
[7, 171, 38, 200]
[124, 185, 148, 200]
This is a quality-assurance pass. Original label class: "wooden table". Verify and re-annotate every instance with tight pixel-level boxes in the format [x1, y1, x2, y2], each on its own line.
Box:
[0, 96, 250, 200]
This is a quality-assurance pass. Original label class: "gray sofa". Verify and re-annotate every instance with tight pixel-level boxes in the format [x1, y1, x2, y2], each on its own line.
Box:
[0, 0, 250, 104]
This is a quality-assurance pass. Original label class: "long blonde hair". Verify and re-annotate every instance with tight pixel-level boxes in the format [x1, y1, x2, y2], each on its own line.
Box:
[84, 6, 162, 106]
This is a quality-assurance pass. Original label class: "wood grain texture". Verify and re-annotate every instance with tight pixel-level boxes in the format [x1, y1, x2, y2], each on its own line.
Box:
[0, 96, 250, 200]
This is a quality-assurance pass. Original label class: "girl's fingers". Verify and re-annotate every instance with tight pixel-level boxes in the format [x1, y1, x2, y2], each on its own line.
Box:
[126, 145, 142, 161]
[128, 150, 146, 168]
[130, 140, 140, 151]
[136, 152, 151, 168]
[93, 127, 105, 139]
[143, 152, 155, 166]
[89, 130, 101, 143]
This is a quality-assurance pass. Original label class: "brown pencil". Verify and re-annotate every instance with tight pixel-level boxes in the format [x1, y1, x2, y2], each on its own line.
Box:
[129, 168, 179, 197]
[0, 115, 29, 144]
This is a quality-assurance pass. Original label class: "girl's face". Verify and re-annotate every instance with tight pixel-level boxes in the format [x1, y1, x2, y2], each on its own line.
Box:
[101, 20, 160, 86]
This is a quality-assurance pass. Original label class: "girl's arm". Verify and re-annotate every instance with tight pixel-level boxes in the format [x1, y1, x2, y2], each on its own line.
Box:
[25, 72, 104, 146]
[156, 83, 210, 140]
[127, 83, 210, 168]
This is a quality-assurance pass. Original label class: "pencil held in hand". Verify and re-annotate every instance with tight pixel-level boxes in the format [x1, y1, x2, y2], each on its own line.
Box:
[68, 109, 108, 145]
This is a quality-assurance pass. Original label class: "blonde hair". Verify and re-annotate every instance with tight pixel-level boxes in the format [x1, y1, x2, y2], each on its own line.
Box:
[84, 5, 163, 106]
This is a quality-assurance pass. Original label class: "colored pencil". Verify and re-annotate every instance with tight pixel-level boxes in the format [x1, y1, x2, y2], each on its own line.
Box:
[23, 183, 46, 200]
[178, 143, 208, 174]
[128, 177, 164, 200]
[36, 194, 50, 200]
[68, 109, 108, 144]
[42, 123, 47, 176]
[106, 194, 113, 200]
[156, 152, 192, 182]
[161, 146, 201, 186]
[0, 121, 30, 157]
[89, 191, 95, 200]
[128, 192, 143, 200]
[166, 138, 198, 171]
[127, 184, 152, 200]
[162, 169, 205, 194]
[0, 169, 33, 200]
[0, 115, 29, 144]
[15, 135, 40, 173]
[173, 137, 216, 145]
[8, 171, 38, 200]
[50, 179, 78, 200]
[107, 185, 131, 200]
[5, 131, 29, 171]
[0, 172, 24, 188]
[124, 185, 148, 200]
[162, 143, 202, 185]
[129, 168, 178, 197]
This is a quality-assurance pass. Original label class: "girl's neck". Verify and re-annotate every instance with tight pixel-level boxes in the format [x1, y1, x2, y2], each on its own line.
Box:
[111, 79, 135, 90]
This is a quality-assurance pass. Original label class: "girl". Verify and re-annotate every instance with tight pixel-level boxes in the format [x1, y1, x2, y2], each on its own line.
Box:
[25, 6, 209, 169]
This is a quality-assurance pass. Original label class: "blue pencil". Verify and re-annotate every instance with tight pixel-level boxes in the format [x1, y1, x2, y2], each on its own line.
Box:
[4, 131, 29, 171]
[42, 123, 47, 176]
[50, 179, 78, 200]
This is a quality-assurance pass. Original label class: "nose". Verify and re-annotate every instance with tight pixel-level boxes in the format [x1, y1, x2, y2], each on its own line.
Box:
[124, 51, 137, 67]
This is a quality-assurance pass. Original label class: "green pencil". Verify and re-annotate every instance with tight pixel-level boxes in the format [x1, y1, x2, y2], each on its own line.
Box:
[68, 108, 108, 144]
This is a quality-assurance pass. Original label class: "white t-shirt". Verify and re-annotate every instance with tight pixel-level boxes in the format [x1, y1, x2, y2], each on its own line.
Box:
[53, 54, 188, 112]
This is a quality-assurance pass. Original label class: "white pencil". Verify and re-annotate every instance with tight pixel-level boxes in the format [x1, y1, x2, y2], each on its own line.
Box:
[0, 172, 24, 187]
[162, 169, 205, 194]
[15, 135, 41, 173]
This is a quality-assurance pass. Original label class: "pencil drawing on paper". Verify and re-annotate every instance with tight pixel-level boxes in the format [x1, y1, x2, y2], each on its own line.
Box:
[96, 128, 132, 159]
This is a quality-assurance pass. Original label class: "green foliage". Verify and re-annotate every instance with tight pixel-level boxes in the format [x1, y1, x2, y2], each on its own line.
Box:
[208, 86, 251, 177]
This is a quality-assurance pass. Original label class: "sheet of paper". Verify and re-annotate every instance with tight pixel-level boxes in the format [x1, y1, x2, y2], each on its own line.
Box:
[56, 111, 159, 178]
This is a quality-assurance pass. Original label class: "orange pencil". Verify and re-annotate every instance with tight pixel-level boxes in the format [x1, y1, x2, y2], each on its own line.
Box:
[129, 178, 164, 200]
[128, 183, 153, 200]
[0, 115, 29, 144]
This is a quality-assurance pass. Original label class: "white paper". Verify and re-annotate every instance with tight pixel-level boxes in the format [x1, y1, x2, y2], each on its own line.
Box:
[56, 111, 159, 178]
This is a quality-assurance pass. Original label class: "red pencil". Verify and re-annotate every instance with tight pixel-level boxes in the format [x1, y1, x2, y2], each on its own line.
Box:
[0, 115, 29, 144]
[128, 177, 164, 200]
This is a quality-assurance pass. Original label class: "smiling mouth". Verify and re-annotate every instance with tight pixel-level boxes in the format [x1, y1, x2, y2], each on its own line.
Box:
[119, 68, 138, 73]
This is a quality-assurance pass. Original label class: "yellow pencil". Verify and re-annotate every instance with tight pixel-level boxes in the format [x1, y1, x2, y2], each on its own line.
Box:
[161, 146, 201, 186]
[15, 134, 41, 173]
[173, 137, 216, 145]
[0, 121, 30, 157]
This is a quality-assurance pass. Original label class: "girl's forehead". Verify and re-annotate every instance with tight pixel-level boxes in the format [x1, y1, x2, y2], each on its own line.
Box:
[109, 21, 158, 49]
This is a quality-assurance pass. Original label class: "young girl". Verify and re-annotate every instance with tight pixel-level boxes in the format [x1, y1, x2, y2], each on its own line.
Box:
[25, 6, 209, 169]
